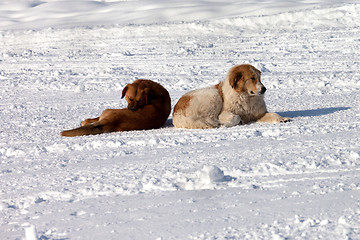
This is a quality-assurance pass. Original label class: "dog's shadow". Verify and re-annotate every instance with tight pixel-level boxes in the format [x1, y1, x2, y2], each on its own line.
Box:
[164, 119, 175, 128]
[163, 107, 350, 128]
[277, 107, 350, 118]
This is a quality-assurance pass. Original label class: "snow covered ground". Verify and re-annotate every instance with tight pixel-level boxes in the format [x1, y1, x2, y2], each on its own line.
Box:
[1, 0, 360, 239]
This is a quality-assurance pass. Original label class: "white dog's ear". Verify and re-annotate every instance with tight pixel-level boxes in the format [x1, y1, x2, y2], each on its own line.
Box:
[229, 71, 243, 89]
[121, 85, 129, 98]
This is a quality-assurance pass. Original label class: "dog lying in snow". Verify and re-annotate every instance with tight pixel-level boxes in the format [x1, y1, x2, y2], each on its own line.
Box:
[172, 64, 290, 129]
[61, 79, 171, 137]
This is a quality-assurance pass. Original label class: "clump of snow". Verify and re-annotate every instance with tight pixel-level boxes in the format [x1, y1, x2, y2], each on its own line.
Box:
[24, 225, 38, 240]
[349, 151, 359, 161]
[197, 165, 225, 183]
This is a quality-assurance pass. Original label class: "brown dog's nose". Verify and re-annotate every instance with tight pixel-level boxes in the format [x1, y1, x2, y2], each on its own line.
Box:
[260, 86, 267, 94]
[128, 106, 137, 111]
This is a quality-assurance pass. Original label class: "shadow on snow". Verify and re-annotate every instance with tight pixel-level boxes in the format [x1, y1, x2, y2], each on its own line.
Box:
[163, 107, 350, 129]
[277, 107, 350, 118]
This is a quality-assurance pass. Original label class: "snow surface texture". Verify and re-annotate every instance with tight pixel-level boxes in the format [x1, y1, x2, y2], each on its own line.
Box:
[1, 0, 360, 239]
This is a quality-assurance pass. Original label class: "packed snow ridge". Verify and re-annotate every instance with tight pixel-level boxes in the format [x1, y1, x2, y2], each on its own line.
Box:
[0, 0, 359, 30]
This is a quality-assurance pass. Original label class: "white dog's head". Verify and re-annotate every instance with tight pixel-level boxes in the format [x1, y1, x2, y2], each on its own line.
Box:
[227, 64, 266, 96]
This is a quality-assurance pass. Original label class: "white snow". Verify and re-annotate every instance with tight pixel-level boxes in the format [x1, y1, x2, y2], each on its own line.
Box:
[1, 0, 360, 239]
[24, 225, 38, 240]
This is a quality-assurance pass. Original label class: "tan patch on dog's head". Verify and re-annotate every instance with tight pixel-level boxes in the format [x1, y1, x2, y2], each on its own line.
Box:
[214, 82, 224, 101]
[174, 95, 193, 115]
[227, 64, 266, 96]
[121, 83, 149, 111]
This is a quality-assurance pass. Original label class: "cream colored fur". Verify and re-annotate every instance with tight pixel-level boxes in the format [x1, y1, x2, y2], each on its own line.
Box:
[173, 64, 290, 129]
[172, 87, 223, 129]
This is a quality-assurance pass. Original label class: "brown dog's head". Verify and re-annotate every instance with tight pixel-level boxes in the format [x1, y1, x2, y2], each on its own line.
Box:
[227, 64, 266, 96]
[121, 83, 150, 111]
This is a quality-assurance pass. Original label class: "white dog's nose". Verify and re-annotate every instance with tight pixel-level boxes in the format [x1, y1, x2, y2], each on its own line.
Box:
[260, 86, 267, 94]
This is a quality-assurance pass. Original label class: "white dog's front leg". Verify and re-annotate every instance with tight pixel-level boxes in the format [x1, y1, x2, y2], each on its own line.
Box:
[257, 112, 291, 123]
[219, 111, 242, 127]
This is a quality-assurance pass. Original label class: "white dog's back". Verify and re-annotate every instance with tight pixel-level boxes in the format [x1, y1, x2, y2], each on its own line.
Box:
[173, 86, 222, 129]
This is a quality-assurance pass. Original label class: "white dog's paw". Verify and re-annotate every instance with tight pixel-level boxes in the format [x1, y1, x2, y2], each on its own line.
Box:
[258, 112, 291, 123]
[279, 117, 291, 123]
[219, 112, 242, 127]
[205, 118, 221, 128]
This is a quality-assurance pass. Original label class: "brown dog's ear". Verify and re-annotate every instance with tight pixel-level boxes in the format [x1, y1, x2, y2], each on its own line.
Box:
[121, 85, 129, 98]
[143, 87, 150, 104]
[229, 71, 243, 89]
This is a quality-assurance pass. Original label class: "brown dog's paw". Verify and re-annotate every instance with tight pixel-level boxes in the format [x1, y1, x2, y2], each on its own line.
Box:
[81, 118, 97, 126]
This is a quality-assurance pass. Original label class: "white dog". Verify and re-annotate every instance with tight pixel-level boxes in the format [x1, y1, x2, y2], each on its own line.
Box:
[173, 64, 290, 129]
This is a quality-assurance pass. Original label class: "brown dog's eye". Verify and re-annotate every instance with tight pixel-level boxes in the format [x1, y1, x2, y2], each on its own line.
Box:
[251, 77, 256, 82]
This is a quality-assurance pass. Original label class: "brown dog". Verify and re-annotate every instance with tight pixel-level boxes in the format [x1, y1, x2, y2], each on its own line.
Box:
[61, 79, 171, 137]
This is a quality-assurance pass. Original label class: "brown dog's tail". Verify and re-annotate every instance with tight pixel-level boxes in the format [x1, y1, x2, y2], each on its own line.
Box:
[61, 124, 104, 137]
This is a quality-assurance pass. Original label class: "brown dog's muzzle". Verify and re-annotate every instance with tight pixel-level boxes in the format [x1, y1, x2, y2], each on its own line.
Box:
[128, 106, 138, 111]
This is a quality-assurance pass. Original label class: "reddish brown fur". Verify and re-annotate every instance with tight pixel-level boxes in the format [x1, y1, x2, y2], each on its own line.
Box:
[173, 95, 193, 116]
[121, 80, 152, 111]
[61, 79, 171, 137]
